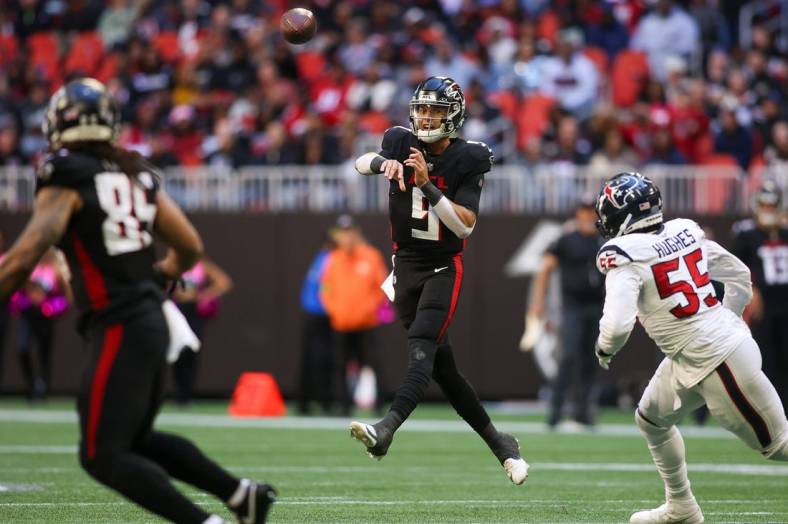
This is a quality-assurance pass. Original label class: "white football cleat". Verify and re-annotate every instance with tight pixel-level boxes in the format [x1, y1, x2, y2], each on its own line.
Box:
[349, 421, 392, 460]
[630, 499, 704, 524]
[503, 457, 529, 485]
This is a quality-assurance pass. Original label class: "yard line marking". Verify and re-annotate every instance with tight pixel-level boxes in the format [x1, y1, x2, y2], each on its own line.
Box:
[0, 445, 76, 453]
[0, 409, 736, 439]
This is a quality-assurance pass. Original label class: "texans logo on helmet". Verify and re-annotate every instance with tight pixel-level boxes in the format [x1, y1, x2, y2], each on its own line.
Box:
[603, 176, 640, 209]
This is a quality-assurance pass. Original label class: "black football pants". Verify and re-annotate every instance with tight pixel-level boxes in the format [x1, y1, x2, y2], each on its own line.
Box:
[77, 307, 238, 524]
[389, 255, 490, 432]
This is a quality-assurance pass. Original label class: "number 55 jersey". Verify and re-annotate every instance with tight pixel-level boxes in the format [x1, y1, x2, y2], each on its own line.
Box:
[596, 218, 754, 388]
[36, 149, 163, 325]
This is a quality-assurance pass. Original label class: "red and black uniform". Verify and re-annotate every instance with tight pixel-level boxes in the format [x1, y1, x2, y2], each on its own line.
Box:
[36, 149, 238, 524]
[731, 218, 788, 409]
[378, 126, 494, 432]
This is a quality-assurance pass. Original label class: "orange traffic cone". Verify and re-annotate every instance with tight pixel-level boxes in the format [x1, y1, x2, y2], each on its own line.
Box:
[228, 372, 287, 417]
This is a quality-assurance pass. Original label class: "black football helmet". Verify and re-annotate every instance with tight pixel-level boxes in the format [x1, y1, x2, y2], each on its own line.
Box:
[595, 172, 663, 239]
[43, 78, 120, 149]
[753, 180, 783, 227]
[408, 76, 465, 143]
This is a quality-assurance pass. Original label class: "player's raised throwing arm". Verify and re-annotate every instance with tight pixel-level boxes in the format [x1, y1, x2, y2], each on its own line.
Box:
[0, 187, 81, 299]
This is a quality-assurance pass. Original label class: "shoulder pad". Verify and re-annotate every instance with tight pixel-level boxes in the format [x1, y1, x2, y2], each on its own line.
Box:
[732, 218, 756, 235]
[35, 149, 93, 192]
[383, 126, 410, 142]
[464, 140, 494, 174]
[596, 234, 656, 274]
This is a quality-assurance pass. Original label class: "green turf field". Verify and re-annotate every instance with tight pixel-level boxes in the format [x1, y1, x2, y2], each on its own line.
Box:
[0, 399, 786, 523]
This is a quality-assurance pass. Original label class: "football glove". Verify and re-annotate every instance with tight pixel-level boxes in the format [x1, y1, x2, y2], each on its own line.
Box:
[595, 344, 613, 370]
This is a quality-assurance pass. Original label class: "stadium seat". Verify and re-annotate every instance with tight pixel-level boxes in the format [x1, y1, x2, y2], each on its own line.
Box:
[0, 34, 18, 67]
[583, 46, 608, 74]
[27, 32, 61, 83]
[517, 94, 554, 150]
[95, 53, 120, 84]
[295, 51, 325, 83]
[701, 153, 738, 167]
[488, 90, 520, 120]
[64, 31, 104, 76]
[537, 9, 560, 48]
[359, 110, 391, 134]
[153, 31, 181, 63]
[611, 50, 649, 107]
[693, 132, 714, 162]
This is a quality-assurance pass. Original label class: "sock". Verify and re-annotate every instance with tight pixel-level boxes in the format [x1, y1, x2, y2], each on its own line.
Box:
[636, 412, 693, 502]
[203, 516, 226, 524]
[227, 478, 251, 508]
[384, 338, 437, 431]
[479, 423, 501, 450]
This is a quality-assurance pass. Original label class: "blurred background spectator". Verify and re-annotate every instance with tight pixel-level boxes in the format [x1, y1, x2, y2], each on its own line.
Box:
[320, 215, 387, 415]
[171, 257, 233, 406]
[297, 233, 336, 416]
[0, 0, 781, 178]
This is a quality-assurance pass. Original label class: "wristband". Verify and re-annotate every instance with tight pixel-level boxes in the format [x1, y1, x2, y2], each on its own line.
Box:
[420, 181, 444, 206]
[370, 155, 385, 173]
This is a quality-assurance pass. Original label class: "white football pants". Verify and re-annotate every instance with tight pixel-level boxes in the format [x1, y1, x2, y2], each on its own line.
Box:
[638, 336, 788, 460]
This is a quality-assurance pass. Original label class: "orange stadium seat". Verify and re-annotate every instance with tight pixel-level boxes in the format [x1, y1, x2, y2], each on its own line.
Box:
[64, 31, 104, 76]
[28, 32, 61, 83]
[537, 9, 560, 48]
[611, 50, 649, 107]
[153, 31, 181, 63]
[488, 90, 519, 120]
[701, 153, 738, 166]
[358, 111, 391, 134]
[95, 52, 120, 84]
[583, 46, 608, 74]
[693, 132, 714, 162]
[517, 94, 554, 150]
[0, 34, 19, 67]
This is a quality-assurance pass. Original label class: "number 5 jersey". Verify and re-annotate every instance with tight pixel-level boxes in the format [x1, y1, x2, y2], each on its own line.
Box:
[595, 218, 754, 388]
[36, 148, 164, 326]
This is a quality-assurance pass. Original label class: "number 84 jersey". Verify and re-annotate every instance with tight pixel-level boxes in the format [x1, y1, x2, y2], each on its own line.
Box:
[596, 218, 754, 388]
[36, 149, 160, 317]
[380, 126, 492, 260]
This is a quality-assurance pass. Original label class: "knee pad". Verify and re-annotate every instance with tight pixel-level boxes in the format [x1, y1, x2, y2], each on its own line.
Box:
[635, 408, 672, 441]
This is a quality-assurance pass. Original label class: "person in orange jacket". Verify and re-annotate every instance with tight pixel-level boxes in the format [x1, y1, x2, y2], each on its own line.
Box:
[321, 215, 388, 415]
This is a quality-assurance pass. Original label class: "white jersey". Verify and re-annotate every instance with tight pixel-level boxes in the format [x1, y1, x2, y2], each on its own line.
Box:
[595, 218, 753, 388]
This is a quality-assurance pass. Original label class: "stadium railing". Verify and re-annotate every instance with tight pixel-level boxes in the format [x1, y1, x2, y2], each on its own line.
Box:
[1, 164, 786, 215]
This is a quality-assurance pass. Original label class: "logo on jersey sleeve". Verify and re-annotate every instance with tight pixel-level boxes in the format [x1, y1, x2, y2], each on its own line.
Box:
[598, 250, 619, 270]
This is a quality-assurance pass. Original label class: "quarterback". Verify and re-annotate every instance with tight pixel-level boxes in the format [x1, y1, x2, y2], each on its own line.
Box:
[594, 173, 788, 524]
[350, 76, 528, 485]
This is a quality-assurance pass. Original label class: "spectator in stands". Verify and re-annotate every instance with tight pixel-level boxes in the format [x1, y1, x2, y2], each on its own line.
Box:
[165, 104, 204, 167]
[18, 81, 50, 161]
[589, 128, 638, 172]
[669, 82, 710, 163]
[320, 215, 388, 415]
[338, 18, 376, 76]
[753, 93, 786, 152]
[714, 101, 753, 169]
[424, 38, 480, 90]
[298, 234, 336, 415]
[0, 231, 8, 391]
[0, 113, 22, 167]
[689, 0, 731, 55]
[540, 28, 599, 121]
[203, 117, 251, 169]
[508, 38, 546, 94]
[764, 121, 788, 169]
[543, 114, 591, 165]
[584, 2, 630, 60]
[97, 0, 138, 48]
[630, 0, 700, 81]
[646, 125, 686, 165]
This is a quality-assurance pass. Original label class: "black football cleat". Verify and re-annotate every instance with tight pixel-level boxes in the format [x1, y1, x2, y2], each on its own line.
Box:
[232, 482, 277, 524]
[349, 421, 393, 460]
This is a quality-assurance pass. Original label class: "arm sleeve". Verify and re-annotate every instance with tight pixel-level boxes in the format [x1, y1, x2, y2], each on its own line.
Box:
[596, 265, 642, 356]
[705, 239, 752, 316]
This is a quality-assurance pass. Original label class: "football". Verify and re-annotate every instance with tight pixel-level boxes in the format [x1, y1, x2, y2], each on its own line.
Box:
[280, 7, 317, 45]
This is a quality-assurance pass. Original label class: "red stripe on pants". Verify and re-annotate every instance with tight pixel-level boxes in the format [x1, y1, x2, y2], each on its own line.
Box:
[438, 255, 463, 342]
[71, 233, 109, 310]
[716, 361, 772, 448]
[87, 324, 124, 459]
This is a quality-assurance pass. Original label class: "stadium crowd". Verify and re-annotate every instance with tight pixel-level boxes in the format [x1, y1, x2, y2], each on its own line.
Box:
[0, 0, 785, 174]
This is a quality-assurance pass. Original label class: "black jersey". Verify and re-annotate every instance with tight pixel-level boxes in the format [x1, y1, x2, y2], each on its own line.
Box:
[731, 219, 788, 311]
[36, 148, 164, 325]
[379, 126, 492, 259]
